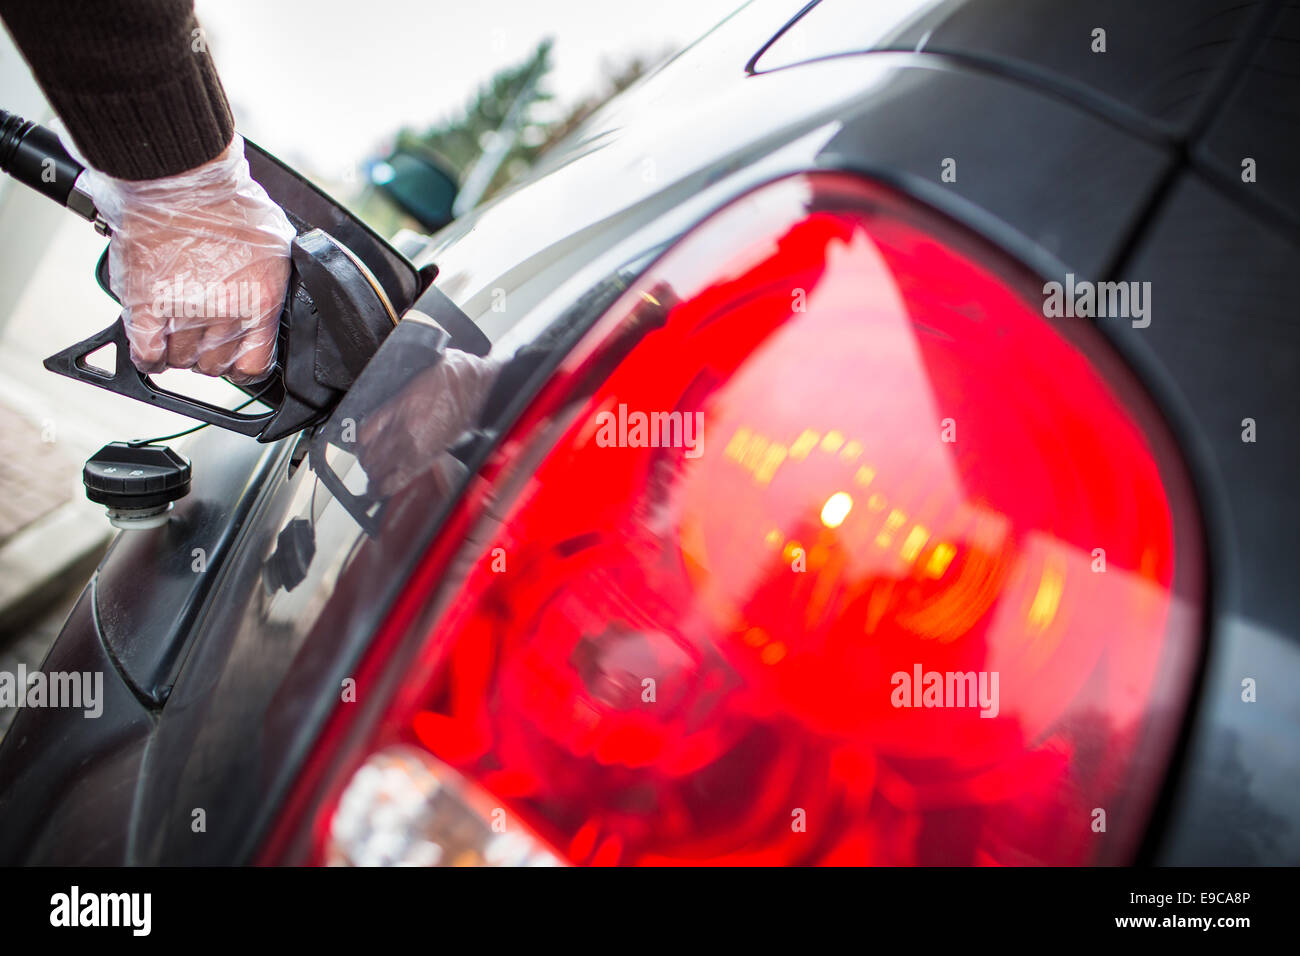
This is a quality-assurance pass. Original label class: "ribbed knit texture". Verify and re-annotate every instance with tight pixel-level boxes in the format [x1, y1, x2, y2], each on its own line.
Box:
[0, 1, 234, 180]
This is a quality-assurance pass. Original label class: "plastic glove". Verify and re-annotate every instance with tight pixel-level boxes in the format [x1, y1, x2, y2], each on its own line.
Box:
[84, 134, 296, 384]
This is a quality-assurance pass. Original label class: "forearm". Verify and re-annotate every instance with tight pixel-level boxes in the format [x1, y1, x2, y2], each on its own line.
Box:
[0, 0, 233, 180]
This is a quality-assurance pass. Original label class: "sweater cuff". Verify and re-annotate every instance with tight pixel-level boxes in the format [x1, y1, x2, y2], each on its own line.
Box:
[45, 49, 234, 181]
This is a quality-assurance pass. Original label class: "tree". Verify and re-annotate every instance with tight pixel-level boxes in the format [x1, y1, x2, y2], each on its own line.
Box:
[357, 41, 663, 232]
[404, 39, 554, 203]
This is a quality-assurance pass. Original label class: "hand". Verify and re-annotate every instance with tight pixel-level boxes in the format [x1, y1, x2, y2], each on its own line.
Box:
[85, 134, 296, 384]
[355, 338, 503, 498]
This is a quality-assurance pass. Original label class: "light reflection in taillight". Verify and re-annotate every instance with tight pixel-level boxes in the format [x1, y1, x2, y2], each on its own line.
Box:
[283, 173, 1203, 866]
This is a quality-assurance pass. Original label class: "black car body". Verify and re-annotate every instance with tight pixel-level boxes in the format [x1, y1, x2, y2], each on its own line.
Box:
[1, 0, 1297, 865]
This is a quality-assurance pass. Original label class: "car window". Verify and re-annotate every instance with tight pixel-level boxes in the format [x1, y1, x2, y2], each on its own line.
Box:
[750, 0, 943, 72]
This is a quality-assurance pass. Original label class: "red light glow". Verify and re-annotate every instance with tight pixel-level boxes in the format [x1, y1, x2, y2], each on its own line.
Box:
[324, 174, 1204, 865]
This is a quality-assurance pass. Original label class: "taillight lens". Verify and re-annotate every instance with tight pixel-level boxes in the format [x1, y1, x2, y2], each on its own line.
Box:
[294, 173, 1203, 866]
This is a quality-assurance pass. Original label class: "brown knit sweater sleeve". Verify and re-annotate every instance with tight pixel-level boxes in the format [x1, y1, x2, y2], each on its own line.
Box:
[0, 0, 234, 180]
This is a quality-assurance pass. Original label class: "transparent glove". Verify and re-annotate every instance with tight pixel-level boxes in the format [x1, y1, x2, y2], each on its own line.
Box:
[84, 134, 296, 384]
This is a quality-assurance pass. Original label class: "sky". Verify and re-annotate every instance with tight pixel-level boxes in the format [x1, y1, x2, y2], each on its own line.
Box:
[194, 0, 744, 179]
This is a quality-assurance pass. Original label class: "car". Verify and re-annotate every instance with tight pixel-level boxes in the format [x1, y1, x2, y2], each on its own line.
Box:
[0, 0, 1296, 866]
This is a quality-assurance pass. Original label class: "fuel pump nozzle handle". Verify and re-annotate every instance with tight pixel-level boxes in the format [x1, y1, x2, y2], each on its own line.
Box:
[1, 106, 406, 444]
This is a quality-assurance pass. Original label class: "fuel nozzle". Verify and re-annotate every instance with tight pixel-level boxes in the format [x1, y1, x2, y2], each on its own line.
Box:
[0, 109, 102, 227]
[83, 442, 191, 530]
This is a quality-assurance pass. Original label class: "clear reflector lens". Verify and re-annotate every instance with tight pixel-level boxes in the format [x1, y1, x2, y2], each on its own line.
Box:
[326, 747, 560, 867]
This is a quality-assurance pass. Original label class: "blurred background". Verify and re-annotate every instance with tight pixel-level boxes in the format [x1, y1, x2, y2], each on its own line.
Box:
[201, 0, 741, 230]
[0, 0, 737, 670]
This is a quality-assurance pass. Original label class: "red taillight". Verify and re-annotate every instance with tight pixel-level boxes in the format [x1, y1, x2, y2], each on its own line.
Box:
[281, 173, 1203, 866]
